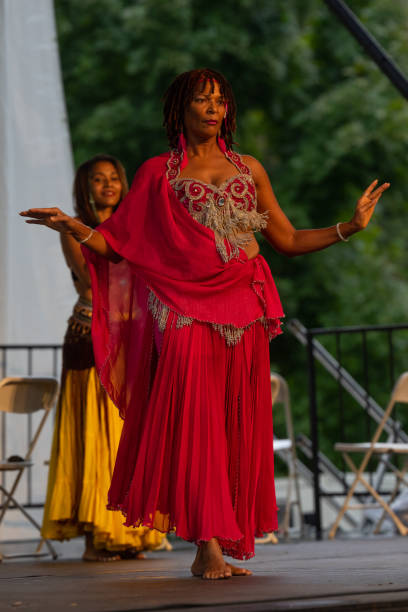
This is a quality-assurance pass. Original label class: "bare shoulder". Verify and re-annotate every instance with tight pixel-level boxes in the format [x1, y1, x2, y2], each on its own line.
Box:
[241, 155, 270, 185]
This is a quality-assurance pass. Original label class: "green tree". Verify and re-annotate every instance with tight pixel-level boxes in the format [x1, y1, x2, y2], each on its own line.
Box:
[55, 0, 408, 461]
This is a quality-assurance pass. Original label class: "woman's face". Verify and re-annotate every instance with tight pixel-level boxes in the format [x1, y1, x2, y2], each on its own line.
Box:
[88, 161, 122, 208]
[183, 80, 226, 140]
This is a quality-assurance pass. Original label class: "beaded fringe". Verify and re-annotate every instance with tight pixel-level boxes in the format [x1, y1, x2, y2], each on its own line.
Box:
[208, 202, 269, 263]
[148, 292, 193, 333]
[147, 290, 279, 346]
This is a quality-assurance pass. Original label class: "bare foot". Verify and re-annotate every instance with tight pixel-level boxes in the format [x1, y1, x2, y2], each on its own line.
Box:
[83, 534, 120, 562]
[191, 538, 232, 580]
[119, 549, 146, 560]
[82, 549, 121, 562]
[226, 562, 252, 576]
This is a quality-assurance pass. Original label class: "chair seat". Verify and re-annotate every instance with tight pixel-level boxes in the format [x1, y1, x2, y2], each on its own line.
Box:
[0, 461, 33, 470]
[274, 439, 292, 451]
[335, 442, 408, 454]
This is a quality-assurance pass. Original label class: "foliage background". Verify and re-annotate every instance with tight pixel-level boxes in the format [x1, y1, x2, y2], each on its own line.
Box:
[55, 0, 408, 462]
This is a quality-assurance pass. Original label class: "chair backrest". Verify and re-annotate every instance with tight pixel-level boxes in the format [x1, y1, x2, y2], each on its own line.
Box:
[390, 372, 408, 405]
[0, 377, 59, 415]
[365, 371, 408, 449]
[270, 372, 295, 442]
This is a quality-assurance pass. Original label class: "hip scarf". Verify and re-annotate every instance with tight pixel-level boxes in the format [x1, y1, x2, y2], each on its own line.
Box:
[63, 297, 94, 370]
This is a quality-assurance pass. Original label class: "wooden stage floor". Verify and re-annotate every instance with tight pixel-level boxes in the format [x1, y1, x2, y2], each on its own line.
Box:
[0, 537, 407, 611]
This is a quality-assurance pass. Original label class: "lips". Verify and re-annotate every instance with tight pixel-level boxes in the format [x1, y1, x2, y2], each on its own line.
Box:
[205, 120, 218, 125]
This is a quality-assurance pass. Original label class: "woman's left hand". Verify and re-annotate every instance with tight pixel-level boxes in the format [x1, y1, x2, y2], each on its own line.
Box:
[349, 179, 390, 232]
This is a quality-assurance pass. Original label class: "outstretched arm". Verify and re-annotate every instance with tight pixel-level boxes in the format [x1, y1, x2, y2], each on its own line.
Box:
[244, 157, 390, 257]
[19, 207, 121, 263]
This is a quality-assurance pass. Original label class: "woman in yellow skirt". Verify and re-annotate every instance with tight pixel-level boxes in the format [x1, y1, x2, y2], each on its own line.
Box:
[41, 154, 166, 561]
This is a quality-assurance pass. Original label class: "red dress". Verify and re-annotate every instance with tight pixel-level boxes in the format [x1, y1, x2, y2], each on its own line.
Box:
[83, 141, 284, 560]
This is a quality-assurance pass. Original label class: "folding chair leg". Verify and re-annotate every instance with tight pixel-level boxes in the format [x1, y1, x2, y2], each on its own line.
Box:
[153, 536, 173, 551]
[329, 472, 363, 539]
[0, 486, 58, 560]
[0, 468, 25, 525]
[41, 537, 58, 560]
[341, 453, 408, 536]
[35, 537, 58, 559]
[374, 460, 408, 534]
[293, 465, 304, 537]
[356, 472, 408, 535]
[282, 474, 293, 538]
[36, 539, 44, 553]
[374, 488, 400, 534]
[255, 532, 279, 544]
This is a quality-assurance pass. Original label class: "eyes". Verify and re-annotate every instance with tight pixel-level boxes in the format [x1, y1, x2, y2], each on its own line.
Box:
[193, 96, 225, 107]
[91, 175, 120, 184]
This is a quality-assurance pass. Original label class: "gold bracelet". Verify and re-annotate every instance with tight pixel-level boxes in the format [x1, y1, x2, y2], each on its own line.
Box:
[336, 222, 349, 243]
[78, 227, 94, 244]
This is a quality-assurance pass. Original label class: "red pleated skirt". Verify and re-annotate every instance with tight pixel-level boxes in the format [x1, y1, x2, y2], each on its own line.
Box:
[108, 312, 278, 560]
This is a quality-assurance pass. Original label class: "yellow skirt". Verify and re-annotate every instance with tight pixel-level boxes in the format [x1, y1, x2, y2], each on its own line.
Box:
[41, 362, 164, 551]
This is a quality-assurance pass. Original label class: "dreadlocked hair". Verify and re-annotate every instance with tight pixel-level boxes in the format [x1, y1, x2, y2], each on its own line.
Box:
[73, 154, 128, 228]
[163, 68, 237, 150]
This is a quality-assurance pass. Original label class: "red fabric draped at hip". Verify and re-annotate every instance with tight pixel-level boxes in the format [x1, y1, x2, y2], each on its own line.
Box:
[108, 313, 278, 560]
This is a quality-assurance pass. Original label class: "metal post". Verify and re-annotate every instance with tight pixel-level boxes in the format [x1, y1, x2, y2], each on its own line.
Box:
[324, 0, 408, 100]
[307, 330, 322, 540]
[27, 348, 33, 505]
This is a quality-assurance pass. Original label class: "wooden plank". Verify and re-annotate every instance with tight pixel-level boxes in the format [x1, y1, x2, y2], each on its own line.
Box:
[0, 538, 407, 611]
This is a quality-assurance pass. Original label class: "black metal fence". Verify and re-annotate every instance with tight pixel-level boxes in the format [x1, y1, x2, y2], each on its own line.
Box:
[301, 322, 408, 539]
[3, 328, 408, 535]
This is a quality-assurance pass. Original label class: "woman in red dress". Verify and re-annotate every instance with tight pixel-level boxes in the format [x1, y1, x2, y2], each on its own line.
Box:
[21, 68, 389, 579]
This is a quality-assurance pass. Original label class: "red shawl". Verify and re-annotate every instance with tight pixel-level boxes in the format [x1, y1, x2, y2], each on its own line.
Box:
[83, 148, 284, 417]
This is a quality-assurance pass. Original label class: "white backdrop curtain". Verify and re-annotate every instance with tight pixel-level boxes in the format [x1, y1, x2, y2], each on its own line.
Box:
[0, 0, 75, 349]
[0, 0, 78, 540]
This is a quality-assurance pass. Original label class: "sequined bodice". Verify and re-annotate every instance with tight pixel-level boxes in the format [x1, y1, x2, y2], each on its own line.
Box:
[167, 148, 268, 262]
[173, 166, 256, 211]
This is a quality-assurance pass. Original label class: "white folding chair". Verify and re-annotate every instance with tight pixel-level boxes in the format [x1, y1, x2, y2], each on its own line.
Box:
[329, 371, 408, 539]
[256, 373, 303, 544]
[0, 377, 59, 560]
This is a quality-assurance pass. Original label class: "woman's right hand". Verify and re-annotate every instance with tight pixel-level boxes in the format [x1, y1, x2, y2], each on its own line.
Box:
[20, 207, 123, 262]
[19, 207, 94, 243]
[20, 207, 80, 234]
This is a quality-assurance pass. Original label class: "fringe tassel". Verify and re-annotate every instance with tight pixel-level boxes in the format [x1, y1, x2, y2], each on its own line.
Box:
[148, 291, 281, 346]
[212, 323, 245, 346]
[148, 292, 193, 333]
[208, 202, 269, 263]
[148, 292, 169, 332]
[171, 174, 269, 263]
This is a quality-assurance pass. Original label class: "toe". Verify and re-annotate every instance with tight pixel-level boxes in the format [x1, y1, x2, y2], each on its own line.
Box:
[226, 563, 252, 576]
[202, 568, 231, 580]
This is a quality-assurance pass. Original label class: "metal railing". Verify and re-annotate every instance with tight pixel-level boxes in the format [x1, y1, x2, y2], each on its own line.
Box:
[288, 320, 408, 539]
[3, 325, 408, 534]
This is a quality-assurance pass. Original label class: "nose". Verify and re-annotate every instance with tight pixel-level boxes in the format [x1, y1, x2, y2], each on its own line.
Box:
[207, 101, 216, 114]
